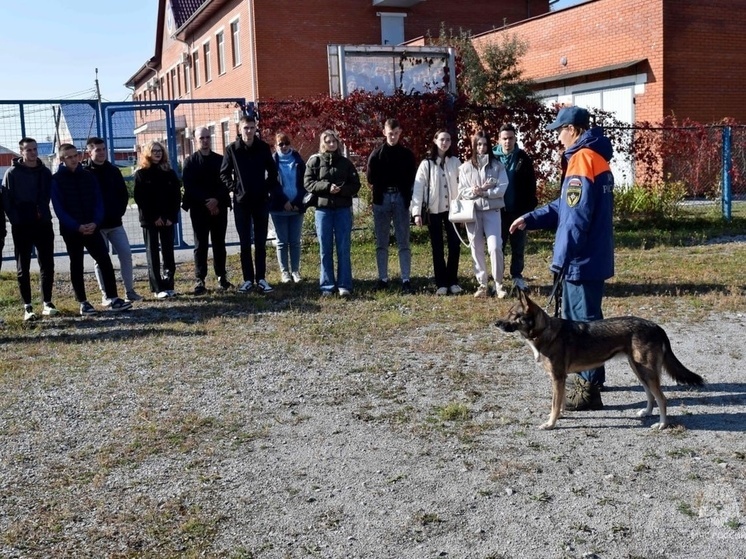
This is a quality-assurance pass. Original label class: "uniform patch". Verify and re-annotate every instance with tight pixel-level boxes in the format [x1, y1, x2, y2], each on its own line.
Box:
[566, 179, 582, 207]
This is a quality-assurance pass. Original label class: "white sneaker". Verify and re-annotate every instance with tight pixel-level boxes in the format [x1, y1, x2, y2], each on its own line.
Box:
[256, 279, 274, 293]
[291, 272, 302, 283]
[338, 287, 351, 298]
[435, 287, 448, 296]
[101, 296, 112, 307]
[155, 291, 170, 300]
[23, 305, 37, 322]
[449, 284, 463, 295]
[495, 283, 508, 299]
[281, 271, 292, 284]
[512, 277, 528, 291]
[42, 302, 59, 316]
[237, 280, 254, 293]
[474, 285, 489, 298]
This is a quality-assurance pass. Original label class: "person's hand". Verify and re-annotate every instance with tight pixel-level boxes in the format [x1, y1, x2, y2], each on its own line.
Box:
[283, 201, 294, 212]
[205, 198, 219, 213]
[414, 215, 423, 226]
[330, 184, 342, 195]
[164, 219, 173, 227]
[154, 218, 164, 227]
[78, 223, 96, 235]
[509, 217, 526, 234]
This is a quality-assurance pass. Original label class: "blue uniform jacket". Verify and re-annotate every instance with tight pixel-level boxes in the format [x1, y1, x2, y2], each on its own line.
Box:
[523, 128, 615, 282]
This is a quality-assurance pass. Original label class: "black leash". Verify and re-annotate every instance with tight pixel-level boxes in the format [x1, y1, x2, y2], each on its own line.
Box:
[547, 270, 564, 318]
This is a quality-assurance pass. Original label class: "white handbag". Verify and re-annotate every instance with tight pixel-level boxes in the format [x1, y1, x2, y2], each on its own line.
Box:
[448, 198, 476, 223]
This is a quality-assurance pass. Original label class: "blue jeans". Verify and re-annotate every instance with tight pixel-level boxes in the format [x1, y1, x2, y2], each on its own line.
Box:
[562, 279, 606, 385]
[315, 206, 353, 293]
[373, 192, 411, 282]
[271, 211, 304, 274]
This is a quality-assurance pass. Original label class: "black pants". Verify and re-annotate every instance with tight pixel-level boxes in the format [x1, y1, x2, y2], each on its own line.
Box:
[427, 211, 461, 288]
[61, 229, 118, 302]
[142, 225, 175, 293]
[234, 201, 268, 283]
[189, 206, 228, 281]
[12, 221, 55, 305]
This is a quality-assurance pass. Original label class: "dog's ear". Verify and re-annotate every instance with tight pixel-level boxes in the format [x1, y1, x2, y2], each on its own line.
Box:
[518, 289, 531, 308]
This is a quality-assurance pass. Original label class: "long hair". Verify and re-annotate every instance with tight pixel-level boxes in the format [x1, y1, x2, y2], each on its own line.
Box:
[469, 130, 495, 168]
[139, 141, 171, 170]
[319, 129, 342, 153]
[427, 129, 455, 162]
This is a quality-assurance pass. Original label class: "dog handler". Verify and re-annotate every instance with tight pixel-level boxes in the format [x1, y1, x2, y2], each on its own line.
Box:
[508, 106, 615, 411]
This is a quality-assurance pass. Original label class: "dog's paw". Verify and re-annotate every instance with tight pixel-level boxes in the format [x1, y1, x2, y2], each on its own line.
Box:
[538, 422, 556, 430]
[650, 422, 668, 430]
[636, 408, 654, 418]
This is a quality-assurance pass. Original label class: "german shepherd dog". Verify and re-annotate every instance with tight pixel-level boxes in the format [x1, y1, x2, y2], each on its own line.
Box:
[494, 291, 704, 430]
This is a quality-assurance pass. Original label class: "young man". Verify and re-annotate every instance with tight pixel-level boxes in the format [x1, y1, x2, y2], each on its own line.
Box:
[51, 143, 132, 315]
[220, 115, 277, 294]
[1, 138, 57, 321]
[493, 123, 537, 292]
[509, 106, 615, 411]
[84, 137, 142, 304]
[182, 126, 233, 295]
[366, 118, 417, 294]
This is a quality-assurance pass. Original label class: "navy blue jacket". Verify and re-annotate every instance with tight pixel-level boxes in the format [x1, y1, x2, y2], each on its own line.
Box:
[523, 128, 615, 282]
[51, 164, 104, 233]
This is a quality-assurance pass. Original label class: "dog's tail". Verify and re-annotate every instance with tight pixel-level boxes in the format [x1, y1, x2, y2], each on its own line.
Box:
[661, 330, 705, 386]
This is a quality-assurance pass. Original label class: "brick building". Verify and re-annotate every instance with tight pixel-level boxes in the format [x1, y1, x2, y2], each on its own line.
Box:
[125, 0, 549, 157]
[473, 0, 746, 126]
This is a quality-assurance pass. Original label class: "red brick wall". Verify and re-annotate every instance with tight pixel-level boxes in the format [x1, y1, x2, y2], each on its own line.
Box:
[253, 0, 549, 100]
[662, 0, 746, 123]
[473, 0, 665, 123]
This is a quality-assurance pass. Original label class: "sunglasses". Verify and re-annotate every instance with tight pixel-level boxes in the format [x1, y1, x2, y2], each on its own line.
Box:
[278, 142, 289, 147]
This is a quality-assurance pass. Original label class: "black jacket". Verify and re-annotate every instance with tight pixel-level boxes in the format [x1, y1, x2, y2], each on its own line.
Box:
[133, 165, 182, 227]
[83, 159, 129, 228]
[182, 150, 230, 211]
[220, 137, 277, 205]
[366, 142, 417, 206]
[2, 157, 53, 227]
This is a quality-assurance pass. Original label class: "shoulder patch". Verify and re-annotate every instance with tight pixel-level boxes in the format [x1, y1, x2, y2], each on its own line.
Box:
[566, 178, 582, 207]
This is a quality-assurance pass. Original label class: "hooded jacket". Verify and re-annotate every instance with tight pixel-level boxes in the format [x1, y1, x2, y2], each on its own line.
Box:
[2, 157, 53, 226]
[522, 128, 615, 282]
[51, 163, 104, 233]
[83, 159, 129, 229]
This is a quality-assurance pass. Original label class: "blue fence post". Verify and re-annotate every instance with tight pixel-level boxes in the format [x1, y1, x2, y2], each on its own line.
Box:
[722, 126, 732, 222]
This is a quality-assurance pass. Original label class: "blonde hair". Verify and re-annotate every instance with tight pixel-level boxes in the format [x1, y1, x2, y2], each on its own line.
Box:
[319, 129, 342, 153]
[139, 141, 171, 170]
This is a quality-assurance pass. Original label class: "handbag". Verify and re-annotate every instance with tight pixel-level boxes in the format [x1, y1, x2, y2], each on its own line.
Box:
[448, 198, 476, 223]
[302, 191, 318, 208]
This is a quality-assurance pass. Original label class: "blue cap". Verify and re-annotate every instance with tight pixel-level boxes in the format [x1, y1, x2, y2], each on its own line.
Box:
[546, 106, 591, 130]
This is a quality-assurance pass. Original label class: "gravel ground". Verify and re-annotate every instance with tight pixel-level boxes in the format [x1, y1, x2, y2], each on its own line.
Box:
[0, 299, 744, 558]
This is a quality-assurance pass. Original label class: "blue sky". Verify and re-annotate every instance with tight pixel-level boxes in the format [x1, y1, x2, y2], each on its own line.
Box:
[0, 1, 157, 102]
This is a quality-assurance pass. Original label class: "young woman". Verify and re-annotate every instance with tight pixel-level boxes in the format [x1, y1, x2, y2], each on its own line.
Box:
[458, 131, 509, 298]
[133, 141, 182, 299]
[411, 130, 462, 295]
[270, 133, 306, 284]
[303, 130, 361, 297]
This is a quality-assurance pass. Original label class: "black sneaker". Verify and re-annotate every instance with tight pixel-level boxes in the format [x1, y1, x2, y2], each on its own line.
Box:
[193, 280, 207, 296]
[401, 281, 413, 294]
[80, 301, 97, 316]
[109, 298, 133, 312]
[375, 279, 389, 291]
[218, 277, 234, 290]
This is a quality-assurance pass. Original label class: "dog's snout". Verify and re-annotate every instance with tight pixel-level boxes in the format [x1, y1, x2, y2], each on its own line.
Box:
[494, 320, 516, 332]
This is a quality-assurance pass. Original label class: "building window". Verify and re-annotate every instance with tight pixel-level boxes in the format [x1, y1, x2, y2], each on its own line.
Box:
[171, 68, 179, 98]
[184, 62, 191, 95]
[216, 31, 226, 75]
[203, 41, 212, 82]
[166, 72, 172, 99]
[231, 20, 241, 67]
[221, 121, 230, 149]
[193, 51, 200, 88]
[208, 125, 216, 147]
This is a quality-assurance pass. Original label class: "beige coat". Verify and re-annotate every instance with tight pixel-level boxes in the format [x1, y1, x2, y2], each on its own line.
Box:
[410, 155, 461, 217]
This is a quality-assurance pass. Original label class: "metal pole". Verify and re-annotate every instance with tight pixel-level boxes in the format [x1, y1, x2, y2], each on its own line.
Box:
[722, 126, 732, 222]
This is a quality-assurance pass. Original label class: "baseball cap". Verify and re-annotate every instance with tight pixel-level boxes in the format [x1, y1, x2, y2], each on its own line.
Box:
[546, 106, 591, 131]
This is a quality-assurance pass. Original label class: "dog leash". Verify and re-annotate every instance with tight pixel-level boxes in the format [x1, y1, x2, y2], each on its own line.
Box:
[547, 270, 564, 318]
